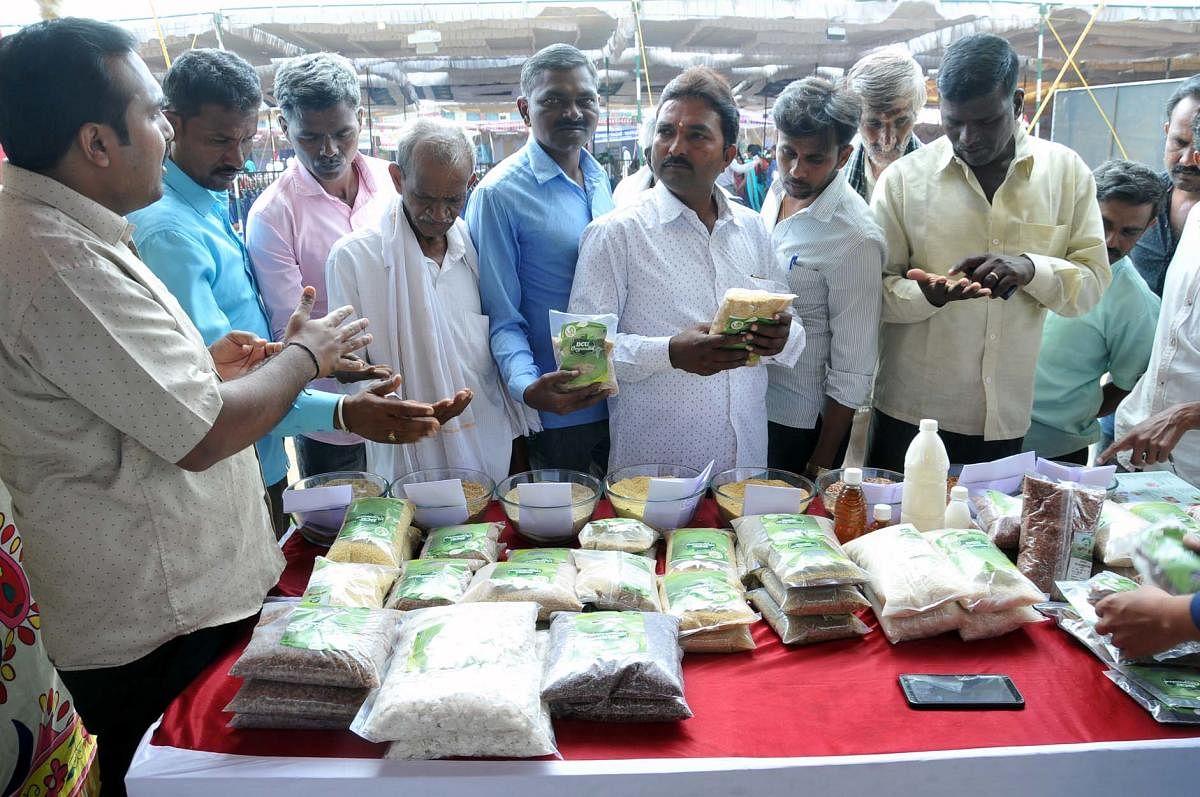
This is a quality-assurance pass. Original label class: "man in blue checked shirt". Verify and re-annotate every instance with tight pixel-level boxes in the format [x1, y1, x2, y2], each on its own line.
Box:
[466, 43, 614, 476]
[129, 49, 454, 536]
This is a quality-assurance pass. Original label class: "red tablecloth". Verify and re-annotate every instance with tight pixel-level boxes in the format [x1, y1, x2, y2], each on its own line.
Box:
[152, 499, 1200, 760]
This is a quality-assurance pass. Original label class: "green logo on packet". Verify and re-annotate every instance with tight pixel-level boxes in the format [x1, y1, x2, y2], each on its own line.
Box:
[571, 612, 648, 657]
[491, 561, 555, 587]
[664, 571, 740, 610]
[508, 548, 572, 565]
[280, 605, 371, 651]
[559, 320, 610, 388]
[932, 529, 1014, 575]
[670, 529, 731, 565]
[425, 524, 491, 557]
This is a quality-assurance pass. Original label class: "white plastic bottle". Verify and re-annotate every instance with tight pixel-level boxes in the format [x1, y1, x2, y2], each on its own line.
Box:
[900, 418, 950, 532]
[943, 485, 973, 529]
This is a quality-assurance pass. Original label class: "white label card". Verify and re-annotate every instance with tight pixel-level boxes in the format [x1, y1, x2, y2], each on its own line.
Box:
[282, 484, 353, 513]
[402, 478, 469, 528]
[644, 477, 702, 530]
[743, 484, 805, 516]
[517, 482, 574, 536]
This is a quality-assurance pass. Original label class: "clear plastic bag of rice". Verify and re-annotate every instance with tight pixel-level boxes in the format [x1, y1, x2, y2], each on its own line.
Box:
[1095, 501, 1150, 567]
[971, 490, 1023, 549]
[732, 512, 833, 563]
[541, 611, 686, 705]
[732, 514, 865, 588]
[844, 524, 977, 618]
[300, 557, 399, 609]
[957, 605, 1045, 641]
[578, 517, 659, 553]
[326, 497, 416, 568]
[572, 549, 662, 612]
[710, 287, 797, 366]
[659, 570, 756, 641]
[665, 528, 737, 574]
[507, 548, 576, 566]
[735, 540, 768, 589]
[926, 528, 1043, 612]
[758, 566, 869, 616]
[461, 561, 583, 620]
[384, 558, 477, 611]
[224, 679, 368, 723]
[351, 602, 557, 759]
[229, 603, 400, 688]
[863, 586, 964, 644]
[419, 522, 505, 563]
[748, 588, 869, 645]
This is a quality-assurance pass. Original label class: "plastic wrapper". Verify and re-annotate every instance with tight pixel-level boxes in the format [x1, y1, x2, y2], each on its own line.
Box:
[326, 498, 416, 568]
[757, 566, 868, 616]
[229, 603, 400, 688]
[461, 560, 583, 620]
[926, 528, 1043, 612]
[1112, 664, 1200, 710]
[957, 605, 1045, 641]
[665, 528, 737, 574]
[1125, 501, 1198, 526]
[1103, 670, 1200, 725]
[1017, 474, 1105, 597]
[549, 310, 619, 395]
[551, 695, 692, 721]
[352, 602, 557, 759]
[660, 570, 756, 636]
[578, 517, 658, 553]
[300, 557, 399, 609]
[679, 625, 757, 653]
[224, 679, 367, 722]
[709, 287, 796, 366]
[864, 585, 964, 644]
[384, 558, 476, 610]
[572, 549, 662, 612]
[508, 548, 575, 566]
[748, 588, 869, 645]
[1095, 501, 1150, 567]
[419, 522, 505, 563]
[733, 514, 865, 588]
[971, 490, 1023, 549]
[541, 611, 687, 717]
[1133, 519, 1200, 595]
[228, 713, 349, 730]
[844, 524, 976, 618]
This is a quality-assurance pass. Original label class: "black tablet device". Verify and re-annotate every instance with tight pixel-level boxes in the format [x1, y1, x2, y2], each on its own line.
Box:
[899, 674, 1025, 710]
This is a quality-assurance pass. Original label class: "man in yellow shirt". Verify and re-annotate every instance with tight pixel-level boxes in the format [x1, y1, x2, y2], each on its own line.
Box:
[868, 33, 1109, 470]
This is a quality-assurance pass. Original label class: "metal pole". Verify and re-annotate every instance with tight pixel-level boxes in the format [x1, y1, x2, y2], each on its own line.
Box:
[1035, 4, 1045, 137]
[365, 65, 376, 157]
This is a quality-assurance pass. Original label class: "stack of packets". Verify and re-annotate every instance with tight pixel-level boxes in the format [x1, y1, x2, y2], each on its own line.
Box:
[227, 601, 400, 730]
[844, 524, 1044, 643]
[658, 527, 758, 653]
[731, 514, 870, 646]
[1015, 472, 1105, 600]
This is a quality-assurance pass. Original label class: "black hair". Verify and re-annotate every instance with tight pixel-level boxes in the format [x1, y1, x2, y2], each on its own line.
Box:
[773, 76, 861, 149]
[0, 17, 137, 172]
[1094, 159, 1168, 219]
[163, 49, 262, 119]
[658, 66, 739, 148]
[1166, 75, 1200, 122]
[936, 33, 1019, 103]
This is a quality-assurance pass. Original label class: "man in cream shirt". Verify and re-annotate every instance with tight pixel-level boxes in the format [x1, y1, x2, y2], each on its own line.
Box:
[868, 33, 1108, 470]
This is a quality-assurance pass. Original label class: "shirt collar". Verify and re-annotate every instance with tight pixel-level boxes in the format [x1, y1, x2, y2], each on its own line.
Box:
[766, 170, 847, 225]
[291, 151, 377, 198]
[652, 179, 742, 228]
[164, 158, 225, 217]
[1, 163, 132, 246]
[524, 137, 605, 188]
[936, 125, 1036, 179]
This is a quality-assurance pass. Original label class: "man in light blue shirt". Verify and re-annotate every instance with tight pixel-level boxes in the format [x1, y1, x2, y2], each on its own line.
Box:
[466, 43, 614, 475]
[1025, 160, 1164, 463]
[130, 50, 447, 534]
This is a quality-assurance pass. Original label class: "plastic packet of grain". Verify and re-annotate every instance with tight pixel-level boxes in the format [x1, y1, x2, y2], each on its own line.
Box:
[551, 695, 693, 721]
[224, 679, 368, 722]
[384, 558, 477, 610]
[927, 528, 1043, 612]
[549, 310, 618, 395]
[508, 548, 576, 567]
[735, 540, 768, 589]
[863, 585, 964, 644]
[419, 521, 505, 563]
[735, 514, 866, 588]
[578, 517, 658, 553]
[229, 603, 400, 688]
[665, 528, 737, 574]
[460, 561, 583, 620]
[844, 524, 976, 618]
[958, 605, 1045, 641]
[300, 557, 399, 609]
[228, 714, 350, 730]
[748, 588, 869, 645]
[757, 566, 869, 616]
[710, 287, 796, 366]
[1017, 473, 1105, 597]
[541, 611, 685, 703]
[1095, 501, 1150, 567]
[572, 549, 662, 612]
[971, 490, 1023, 549]
[659, 570, 756, 636]
[326, 497, 416, 568]
[1133, 519, 1200, 595]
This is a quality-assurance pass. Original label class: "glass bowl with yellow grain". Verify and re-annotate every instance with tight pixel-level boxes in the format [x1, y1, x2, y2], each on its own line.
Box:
[604, 464, 707, 532]
[497, 469, 602, 544]
[286, 470, 391, 546]
[390, 468, 495, 530]
[710, 467, 815, 525]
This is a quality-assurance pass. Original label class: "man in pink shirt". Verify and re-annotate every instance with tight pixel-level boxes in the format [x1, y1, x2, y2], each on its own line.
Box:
[248, 52, 396, 476]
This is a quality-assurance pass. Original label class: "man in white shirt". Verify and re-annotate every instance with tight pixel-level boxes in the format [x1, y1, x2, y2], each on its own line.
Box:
[612, 114, 656, 208]
[760, 76, 885, 479]
[327, 119, 522, 484]
[569, 67, 804, 472]
[1106, 112, 1200, 484]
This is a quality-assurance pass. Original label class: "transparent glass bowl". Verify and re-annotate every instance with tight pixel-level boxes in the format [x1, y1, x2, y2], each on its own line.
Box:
[710, 467, 815, 525]
[604, 463, 706, 532]
[285, 470, 389, 546]
[815, 467, 904, 523]
[390, 467, 495, 530]
[496, 469, 602, 544]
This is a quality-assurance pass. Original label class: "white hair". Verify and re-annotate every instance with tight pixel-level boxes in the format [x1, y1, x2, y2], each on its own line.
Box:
[846, 46, 927, 116]
[394, 117, 474, 176]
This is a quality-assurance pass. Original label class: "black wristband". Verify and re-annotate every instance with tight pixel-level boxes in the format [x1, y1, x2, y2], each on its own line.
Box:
[285, 341, 321, 381]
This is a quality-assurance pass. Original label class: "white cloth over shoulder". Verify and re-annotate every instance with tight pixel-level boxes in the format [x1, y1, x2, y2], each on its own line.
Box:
[569, 182, 804, 472]
[327, 198, 535, 484]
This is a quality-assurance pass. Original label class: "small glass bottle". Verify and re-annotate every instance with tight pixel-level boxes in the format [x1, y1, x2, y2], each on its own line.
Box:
[834, 467, 868, 544]
[868, 503, 893, 533]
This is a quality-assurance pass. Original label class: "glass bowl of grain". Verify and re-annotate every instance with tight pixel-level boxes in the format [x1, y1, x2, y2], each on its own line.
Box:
[496, 469, 602, 544]
[710, 467, 815, 525]
[815, 467, 904, 522]
[604, 464, 706, 532]
[390, 468, 495, 530]
[285, 471, 390, 546]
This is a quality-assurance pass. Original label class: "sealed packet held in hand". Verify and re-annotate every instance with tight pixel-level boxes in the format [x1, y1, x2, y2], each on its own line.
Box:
[550, 310, 619, 395]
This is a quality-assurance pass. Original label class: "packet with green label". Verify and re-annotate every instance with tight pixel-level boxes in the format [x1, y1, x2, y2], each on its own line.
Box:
[734, 514, 866, 588]
[549, 310, 619, 395]
[419, 521, 505, 562]
[927, 528, 1042, 612]
[384, 558, 477, 611]
[748, 588, 869, 645]
[572, 549, 661, 611]
[507, 548, 574, 566]
[1115, 664, 1200, 709]
[327, 497, 416, 568]
[578, 517, 658, 553]
[709, 287, 797, 366]
[665, 528, 736, 574]
[731, 512, 834, 564]
[460, 560, 583, 620]
[844, 524, 974, 618]
[1133, 519, 1200, 595]
[971, 489, 1023, 549]
[660, 570, 756, 633]
[1104, 669, 1200, 725]
[300, 556, 399, 609]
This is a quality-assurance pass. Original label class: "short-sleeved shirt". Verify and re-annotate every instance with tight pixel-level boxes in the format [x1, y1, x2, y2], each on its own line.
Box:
[0, 165, 283, 669]
[1025, 257, 1160, 458]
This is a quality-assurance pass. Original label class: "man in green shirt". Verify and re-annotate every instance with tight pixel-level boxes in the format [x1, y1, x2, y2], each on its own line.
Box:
[1024, 160, 1164, 463]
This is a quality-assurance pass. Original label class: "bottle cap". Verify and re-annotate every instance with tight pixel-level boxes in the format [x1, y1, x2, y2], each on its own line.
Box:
[874, 503, 892, 520]
[950, 485, 969, 501]
[844, 467, 863, 486]
[919, 418, 939, 432]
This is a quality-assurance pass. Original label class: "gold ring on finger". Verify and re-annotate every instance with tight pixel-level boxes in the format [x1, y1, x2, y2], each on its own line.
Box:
[387, 431, 397, 443]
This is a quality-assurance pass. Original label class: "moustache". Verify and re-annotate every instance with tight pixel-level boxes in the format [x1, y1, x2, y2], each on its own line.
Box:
[662, 157, 692, 170]
[1171, 164, 1200, 178]
[556, 122, 589, 131]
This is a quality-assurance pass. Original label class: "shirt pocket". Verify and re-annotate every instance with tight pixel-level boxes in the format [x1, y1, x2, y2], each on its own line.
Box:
[784, 264, 826, 328]
[453, 311, 496, 377]
[1017, 222, 1069, 257]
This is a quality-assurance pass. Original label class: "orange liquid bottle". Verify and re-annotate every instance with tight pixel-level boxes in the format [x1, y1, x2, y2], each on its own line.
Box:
[867, 503, 894, 533]
[834, 467, 867, 544]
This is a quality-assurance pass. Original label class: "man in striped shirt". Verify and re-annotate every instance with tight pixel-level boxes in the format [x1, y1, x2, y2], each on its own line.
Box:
[760, 77, 886, 478]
